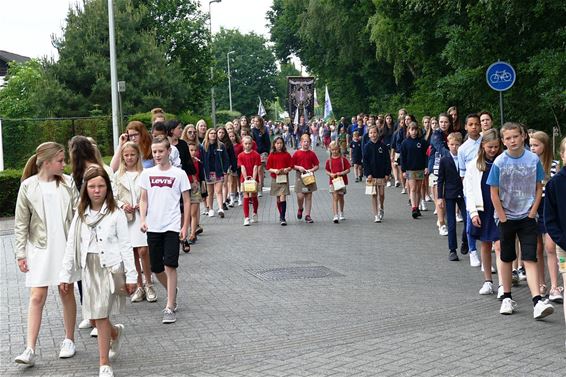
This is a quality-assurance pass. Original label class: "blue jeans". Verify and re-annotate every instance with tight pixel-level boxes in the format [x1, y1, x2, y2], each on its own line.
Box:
[446, 197, 467, 251]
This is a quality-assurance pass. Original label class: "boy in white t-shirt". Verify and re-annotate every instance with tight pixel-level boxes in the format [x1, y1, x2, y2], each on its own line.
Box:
[139, 136, 190, 324]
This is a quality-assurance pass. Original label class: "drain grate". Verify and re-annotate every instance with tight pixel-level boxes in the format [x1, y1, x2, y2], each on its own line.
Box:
[246, 266, 344, 281]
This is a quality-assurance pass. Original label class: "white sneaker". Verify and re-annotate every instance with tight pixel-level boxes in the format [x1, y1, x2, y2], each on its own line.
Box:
[500, 298, 517, 315]
[401, 188, 407, 194]
[469, 250, 481, 267]
[374, 215, 380, 223]
[144, 283, 157, 302]
[533, 299, 554, 320]
[433, 209, 437, 215]
[208, 209, 215, 217]
[15, 347, 35, 366]
[78, 318, 92, 329]
[90, 327, 98, 337]
[386, 181, 392, 187]
[99, 365, 114, 377]
[218, 209, 225, 218]
[243, 217, 250, 226]
[258, 192, 263, 197]
[339, 213, 345, 221]
[425, 195, 433, 202]
[59, 338, 76, 358]
[252, 213, 258, 223]
[395, 180, 400, 187]
[479, 281, 494, 295]
[419, 200, 427, 211]
[378, 209, 384, 222]
[549, 287, 564, 303]
[108, 324, 124, 360]
[131, 286, 145, 302]
[333, 215, 339, 224]
[497, 285, 504, 300]
[456, 212, 463, 222]
[439, 225, 448, 236]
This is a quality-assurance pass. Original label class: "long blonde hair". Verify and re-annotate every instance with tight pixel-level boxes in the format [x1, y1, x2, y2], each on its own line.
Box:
[476, 128, 502, 172]
[202, 128, 224, 152]
[21, 142, 65, 185]
[118, 142, 143, 176]
[531, 131, 553, 174]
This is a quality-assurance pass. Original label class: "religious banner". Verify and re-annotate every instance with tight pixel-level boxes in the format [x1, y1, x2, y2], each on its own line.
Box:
[287, 76, 315, 123]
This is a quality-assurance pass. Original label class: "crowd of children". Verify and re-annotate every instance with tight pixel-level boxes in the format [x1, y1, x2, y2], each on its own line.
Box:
[12, 106, 566, 376]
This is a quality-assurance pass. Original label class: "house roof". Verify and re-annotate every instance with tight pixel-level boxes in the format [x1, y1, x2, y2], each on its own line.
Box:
[0, 50, 31, 64]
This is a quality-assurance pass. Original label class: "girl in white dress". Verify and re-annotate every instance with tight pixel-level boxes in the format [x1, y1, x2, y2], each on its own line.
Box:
[114, 142, 156, 303]
[14, 142, 79, 366]
[60, 166, 136, 377]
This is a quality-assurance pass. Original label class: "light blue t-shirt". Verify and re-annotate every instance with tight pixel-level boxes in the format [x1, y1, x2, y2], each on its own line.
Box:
[486, 149, 544, 220]
[458, 135, 482, 178]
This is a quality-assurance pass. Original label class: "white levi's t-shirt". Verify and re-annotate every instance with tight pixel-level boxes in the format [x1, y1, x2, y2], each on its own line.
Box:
[139, 165, 190, 233]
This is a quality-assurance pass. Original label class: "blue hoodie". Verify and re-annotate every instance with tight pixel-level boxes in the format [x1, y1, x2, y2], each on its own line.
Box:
[363, 140, 392, 178]
[544, 166, 566, 250]
[400, 137, 429, 172]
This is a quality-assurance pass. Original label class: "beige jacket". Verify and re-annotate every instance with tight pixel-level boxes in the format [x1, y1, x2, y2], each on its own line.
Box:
[14, 175, 77, 259]
[113, 171, 140, 209]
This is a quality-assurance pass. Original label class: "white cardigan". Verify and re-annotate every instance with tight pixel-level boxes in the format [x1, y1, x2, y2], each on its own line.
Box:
[59, 205, 136, 284]
[463, 157, 485, 219]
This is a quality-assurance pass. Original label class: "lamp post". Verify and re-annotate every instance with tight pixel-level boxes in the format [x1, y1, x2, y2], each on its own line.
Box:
[209, 0, 221, 127]
[227, 50, 235, 112]
[108, 0, 119, 148]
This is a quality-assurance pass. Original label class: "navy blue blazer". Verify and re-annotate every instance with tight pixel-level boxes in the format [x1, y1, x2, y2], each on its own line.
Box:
[437, 155, 463, 200]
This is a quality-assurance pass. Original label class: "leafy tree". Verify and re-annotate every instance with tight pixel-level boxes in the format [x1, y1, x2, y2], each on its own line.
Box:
[212, 28, 277, 117]
[49, 0, 207, 116]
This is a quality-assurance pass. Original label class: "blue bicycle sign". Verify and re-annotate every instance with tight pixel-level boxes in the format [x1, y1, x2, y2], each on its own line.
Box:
[486, 61, 516, 91]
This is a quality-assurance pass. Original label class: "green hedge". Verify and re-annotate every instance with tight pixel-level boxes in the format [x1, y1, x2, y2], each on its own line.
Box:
[128, 111, 212, 128]
[0, 170, 21, 217]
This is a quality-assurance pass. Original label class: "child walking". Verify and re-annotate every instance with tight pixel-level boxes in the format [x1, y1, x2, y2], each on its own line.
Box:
[266, 136, 293, 225]
[363, 127, 391, 223]
[187, 142, 206, 243]
[325, 141, 351, 223]
[14, 142, 79, 367]
[544, 137, 566, 335]
[437, 132, 468, 261]
[487, 122, 554, 319]
[238, 136, 262, 226]
[292, 134, 320, 223]
[530, 131, 563, 301]
[139, 136, 191, 324]
[400, 122, 429, 219]
[60, 166, 137, 377]
[114, 142, 157, 303]
[350, 131, 363, 182]
[464, 129, 502, 295]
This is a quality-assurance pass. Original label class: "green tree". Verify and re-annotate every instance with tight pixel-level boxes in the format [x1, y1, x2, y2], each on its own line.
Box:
[212, 28, 278, 117]
[49, 0, 206, 116]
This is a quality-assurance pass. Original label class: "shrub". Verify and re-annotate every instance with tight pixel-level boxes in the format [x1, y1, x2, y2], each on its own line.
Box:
[215, 110, 242, 126]
[0, 170, 22, 217]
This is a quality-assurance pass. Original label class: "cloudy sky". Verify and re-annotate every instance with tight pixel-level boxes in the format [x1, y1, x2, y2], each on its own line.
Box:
[0, 0, 273, 59]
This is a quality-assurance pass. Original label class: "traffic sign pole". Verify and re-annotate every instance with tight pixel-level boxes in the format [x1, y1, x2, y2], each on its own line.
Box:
[499, 92, 504, 127]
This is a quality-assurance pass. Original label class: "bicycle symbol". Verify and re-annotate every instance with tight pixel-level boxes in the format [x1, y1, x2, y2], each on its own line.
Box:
[490, 70, 512, 83]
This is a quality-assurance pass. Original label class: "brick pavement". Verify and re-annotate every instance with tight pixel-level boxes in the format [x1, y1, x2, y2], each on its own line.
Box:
[1, 147, 565, 376]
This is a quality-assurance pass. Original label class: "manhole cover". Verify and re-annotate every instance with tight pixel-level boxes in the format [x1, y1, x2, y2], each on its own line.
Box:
[246, 266, 343, 281]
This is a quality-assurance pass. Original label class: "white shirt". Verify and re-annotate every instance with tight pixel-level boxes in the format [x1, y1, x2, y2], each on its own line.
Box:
[139, 165, 190, 233]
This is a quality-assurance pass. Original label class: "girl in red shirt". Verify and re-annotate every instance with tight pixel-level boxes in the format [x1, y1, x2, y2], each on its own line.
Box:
[238, 136, 262, 226]
[266, 136, 293, 225]
[325, 141, 351, 223]
[292, 134, 320, 223]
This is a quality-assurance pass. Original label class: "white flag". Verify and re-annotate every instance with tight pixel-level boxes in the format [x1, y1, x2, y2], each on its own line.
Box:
[258, 96, 266, 117]
[293, 107, 299, 125]
[324, 85, 333, 121]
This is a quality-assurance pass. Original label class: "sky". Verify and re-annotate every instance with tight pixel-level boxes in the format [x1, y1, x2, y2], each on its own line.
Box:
[0, 0, 273, 60]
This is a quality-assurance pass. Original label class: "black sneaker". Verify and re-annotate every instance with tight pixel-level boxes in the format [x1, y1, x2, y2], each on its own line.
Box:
[222, 203, 228, 211]
[416, 209, 422, 217]
[412, 209, 419, 219]
[449, 251, 459, 261]
[512, 270, 520, 286]
[280, 218, 287, 226]
[305, 215, 314, 223]
[460, 243, 469, 255]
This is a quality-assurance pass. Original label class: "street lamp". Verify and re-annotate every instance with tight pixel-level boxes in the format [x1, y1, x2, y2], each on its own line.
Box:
[227, 50, 235, 112]
[209, 0, 221, 127]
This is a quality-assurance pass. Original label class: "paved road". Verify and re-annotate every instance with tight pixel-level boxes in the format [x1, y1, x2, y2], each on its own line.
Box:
[1, 148, 565, 376]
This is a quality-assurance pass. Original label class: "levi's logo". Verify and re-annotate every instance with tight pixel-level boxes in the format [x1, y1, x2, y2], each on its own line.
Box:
[150, 176, 176, 188]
